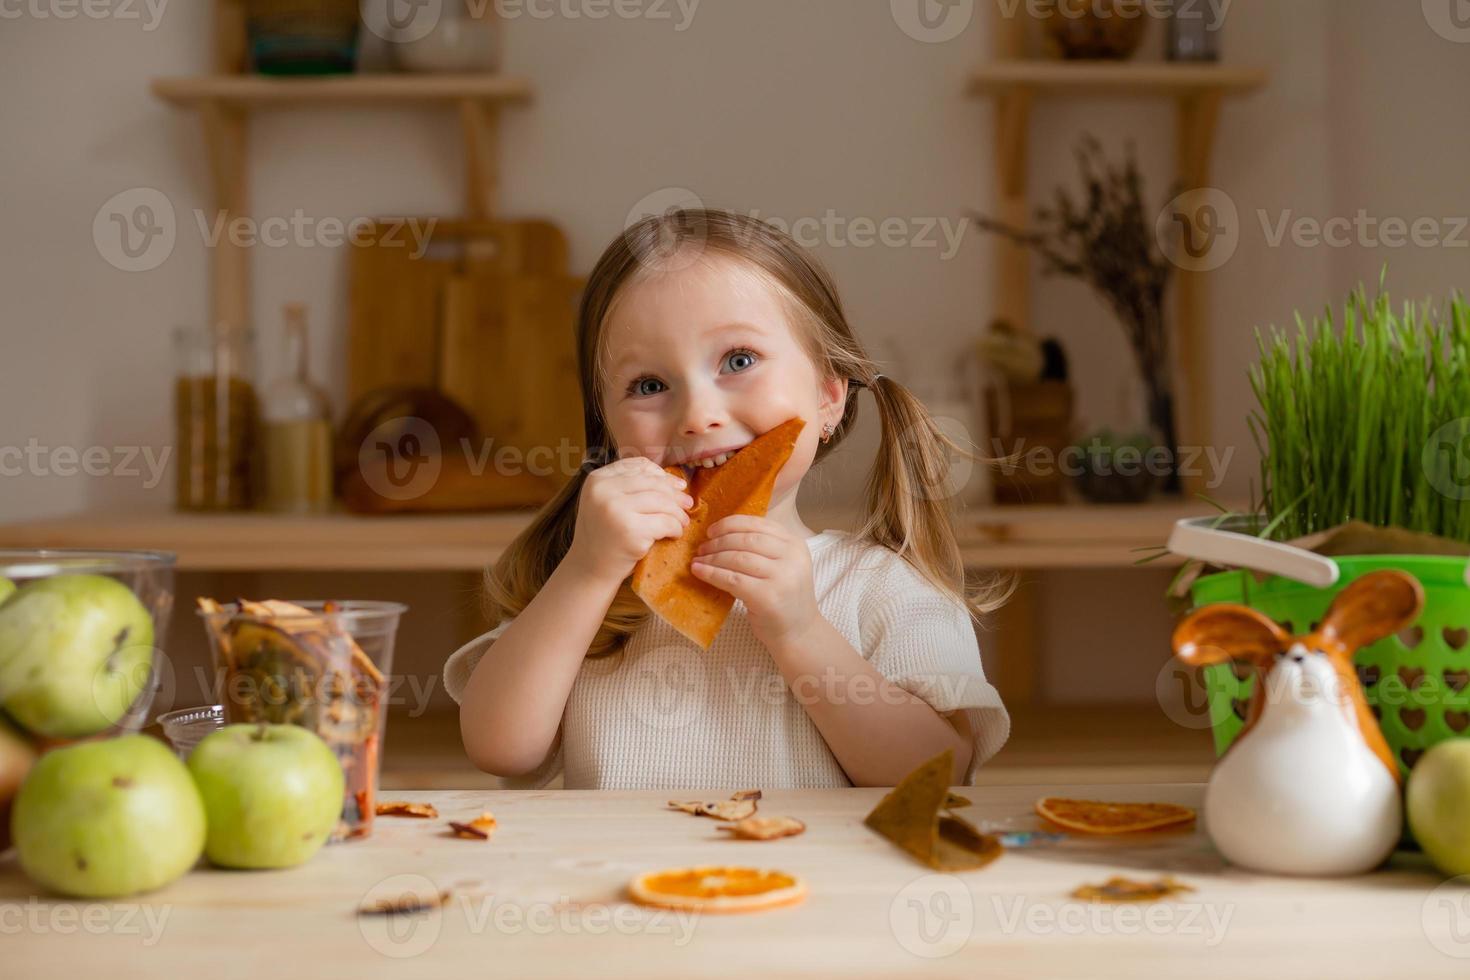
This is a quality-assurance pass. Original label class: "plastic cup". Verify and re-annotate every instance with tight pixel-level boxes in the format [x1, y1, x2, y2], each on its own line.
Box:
[196, 600, 406, 841]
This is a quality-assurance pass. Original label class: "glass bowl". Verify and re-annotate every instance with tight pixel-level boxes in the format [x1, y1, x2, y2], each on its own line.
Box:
[0, 549, 175, 744]
[157, 704, 226, 759]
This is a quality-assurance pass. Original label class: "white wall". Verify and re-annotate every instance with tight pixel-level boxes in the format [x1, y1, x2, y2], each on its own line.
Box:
[3, 1, 1466, 704]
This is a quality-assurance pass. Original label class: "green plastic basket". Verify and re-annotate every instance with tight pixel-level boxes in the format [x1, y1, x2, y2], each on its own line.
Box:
[1170, 517, 1470, 780]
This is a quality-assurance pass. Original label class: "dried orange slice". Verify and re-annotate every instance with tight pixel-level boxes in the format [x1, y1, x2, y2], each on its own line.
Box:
[628, 866, 806, 914]
[1035, 797, 1195, 835]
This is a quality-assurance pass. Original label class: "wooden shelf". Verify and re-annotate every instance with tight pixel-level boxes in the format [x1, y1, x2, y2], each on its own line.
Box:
[968, 54, 1267, 502]
[151, 71, 531, 334]
[969, 60, 1267, 98]
[151, 73, 534, 109]
[0, 500, 1228, 572]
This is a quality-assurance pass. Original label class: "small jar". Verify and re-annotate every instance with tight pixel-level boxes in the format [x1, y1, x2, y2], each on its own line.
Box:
[1166, 0, 1221, 61]
[174, 327, 259, 512]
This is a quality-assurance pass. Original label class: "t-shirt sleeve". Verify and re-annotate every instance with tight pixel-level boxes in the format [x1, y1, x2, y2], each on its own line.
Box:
[861, 574, 1011, 785]
[443, 617, 563, 790]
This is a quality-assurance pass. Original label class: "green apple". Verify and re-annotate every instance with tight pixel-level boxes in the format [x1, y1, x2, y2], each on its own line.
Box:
[1408, 738, 1470, 876]
[0, 574, 155, 738]
[0, 712, 37, 852]
[188, 723, 344, 870]
[0, 578, 15, 605]
[12, 734, 204, 897]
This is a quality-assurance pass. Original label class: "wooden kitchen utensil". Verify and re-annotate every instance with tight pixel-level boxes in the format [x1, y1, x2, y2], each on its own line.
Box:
[347, 218, 571, 403]
[345, 219, 584, 505]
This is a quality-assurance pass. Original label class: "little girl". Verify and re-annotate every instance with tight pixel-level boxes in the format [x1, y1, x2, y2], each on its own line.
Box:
[445, 208, 1011, 790]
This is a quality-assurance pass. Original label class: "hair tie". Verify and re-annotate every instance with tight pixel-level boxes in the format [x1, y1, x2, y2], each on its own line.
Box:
[852, 374, 885, 390]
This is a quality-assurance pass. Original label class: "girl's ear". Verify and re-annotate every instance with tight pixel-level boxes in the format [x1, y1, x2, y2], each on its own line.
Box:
[829, 371, 852, 411]
[1173, 604, 1291, 667]
[819, 374, 849, 424]
[1317, 570, 1425, 653]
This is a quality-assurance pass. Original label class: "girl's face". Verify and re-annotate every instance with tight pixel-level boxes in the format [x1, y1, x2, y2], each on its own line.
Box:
[599, 253, 846, 505]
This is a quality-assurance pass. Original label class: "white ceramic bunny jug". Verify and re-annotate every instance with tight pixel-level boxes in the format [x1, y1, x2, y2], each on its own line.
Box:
[1172, 569, 1425, 876]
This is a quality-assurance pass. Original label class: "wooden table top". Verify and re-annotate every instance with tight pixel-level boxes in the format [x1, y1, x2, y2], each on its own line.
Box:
[3, 783, 1464, 979]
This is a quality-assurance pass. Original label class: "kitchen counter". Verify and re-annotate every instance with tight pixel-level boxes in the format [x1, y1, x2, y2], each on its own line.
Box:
[2, 783, 1462, 979]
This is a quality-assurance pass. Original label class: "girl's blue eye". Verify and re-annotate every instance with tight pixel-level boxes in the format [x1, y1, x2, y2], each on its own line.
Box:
[629, 377, 666, 397]
[724, 348, 758, 373]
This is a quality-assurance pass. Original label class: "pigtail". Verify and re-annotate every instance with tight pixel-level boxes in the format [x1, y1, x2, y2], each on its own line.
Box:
[854, 374, 1016, 621]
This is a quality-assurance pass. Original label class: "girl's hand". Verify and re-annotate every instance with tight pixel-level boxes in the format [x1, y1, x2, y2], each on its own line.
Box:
[564, 457, 693, 586]
[690, 515, 819, 649]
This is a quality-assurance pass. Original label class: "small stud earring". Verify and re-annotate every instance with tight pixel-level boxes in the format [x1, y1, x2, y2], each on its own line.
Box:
[820, 421, 835, 443]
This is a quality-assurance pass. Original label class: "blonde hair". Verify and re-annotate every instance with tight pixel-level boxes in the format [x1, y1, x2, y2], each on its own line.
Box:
[483, 208, 1013, 658]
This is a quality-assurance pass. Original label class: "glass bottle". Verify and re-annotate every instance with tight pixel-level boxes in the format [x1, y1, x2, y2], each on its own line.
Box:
[1166, 0, 1221, 62]
[174, 327, 259, 512]
[261, 303, 334, 513]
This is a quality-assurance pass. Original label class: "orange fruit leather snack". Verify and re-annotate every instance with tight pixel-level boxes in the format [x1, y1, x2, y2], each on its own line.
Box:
[630, 417, 805, 648]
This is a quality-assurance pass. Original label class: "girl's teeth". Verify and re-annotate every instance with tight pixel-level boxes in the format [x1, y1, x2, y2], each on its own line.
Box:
[698, 452, 732, 468]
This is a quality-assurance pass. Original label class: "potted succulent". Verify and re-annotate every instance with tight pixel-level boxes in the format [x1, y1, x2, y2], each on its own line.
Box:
[1070, 427, 1162, 504]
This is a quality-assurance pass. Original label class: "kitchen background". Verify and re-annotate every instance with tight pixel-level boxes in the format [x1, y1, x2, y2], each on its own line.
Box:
[2, 0, 1467, 786]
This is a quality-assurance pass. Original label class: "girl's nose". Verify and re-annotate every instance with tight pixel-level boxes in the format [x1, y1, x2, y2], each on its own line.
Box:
[678, 393, 726, 436]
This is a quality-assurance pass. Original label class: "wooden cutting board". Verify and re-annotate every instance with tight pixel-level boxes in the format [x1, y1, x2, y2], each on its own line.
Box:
[347, 219, 583, 491]
[439, 271, 584, 490]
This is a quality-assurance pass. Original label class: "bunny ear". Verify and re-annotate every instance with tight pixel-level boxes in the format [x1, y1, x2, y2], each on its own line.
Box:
[1317, 570, 1425, 653]
[1173, 604, 1291, 667]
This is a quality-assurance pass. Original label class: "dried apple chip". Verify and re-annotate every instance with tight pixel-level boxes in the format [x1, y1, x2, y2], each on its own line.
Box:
[448, 811, 497, 840]
[1071, 876, 1195, 903]
[376, 800, 439, 819]
[358, 889, 452, 916]
[668, 790, 762, 821]
[716, 816, 806, 841]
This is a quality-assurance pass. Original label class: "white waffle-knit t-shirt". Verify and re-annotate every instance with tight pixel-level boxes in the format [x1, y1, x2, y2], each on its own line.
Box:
[443, 529, 1009, 789]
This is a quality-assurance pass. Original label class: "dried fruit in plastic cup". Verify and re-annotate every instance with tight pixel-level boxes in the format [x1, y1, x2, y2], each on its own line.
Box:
[196, 599, 406, 841]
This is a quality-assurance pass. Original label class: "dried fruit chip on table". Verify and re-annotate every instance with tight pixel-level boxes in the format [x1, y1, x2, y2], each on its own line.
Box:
[376, 800, 439, 819]
[667, 789, 762, 821]
[716, 816, 806, 841]
[1071, 876, 1195, 903]
[358, 888, 453, 916]
[864, 749, 1002, 871]
[1035, 797, 1197, 835]
[628, 866, 807, 914]
[448, 812, 497, 840]
[197, 597, 387, 841]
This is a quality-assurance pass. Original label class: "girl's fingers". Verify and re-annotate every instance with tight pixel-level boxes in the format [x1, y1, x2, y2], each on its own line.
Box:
[647, 513, 685, 542]
[689, 560, 757, 596]
[690, 549, 773, 579]
[625, 490, 695, 518]
[608, 472, 688, 497]
[707, 514, 779, 537]
[696, 531, 782, 560]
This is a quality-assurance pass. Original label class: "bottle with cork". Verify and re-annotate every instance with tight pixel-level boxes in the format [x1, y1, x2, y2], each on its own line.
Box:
[261, 302, 333, 513]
